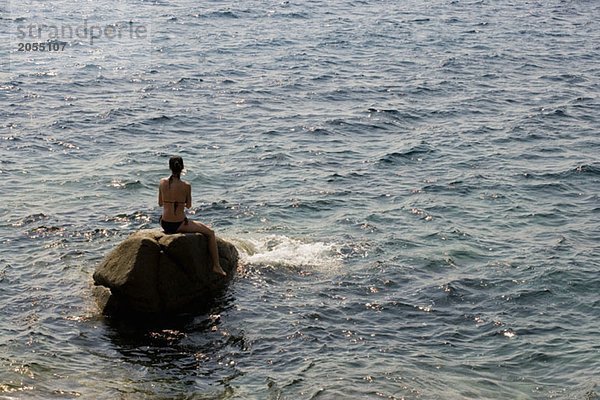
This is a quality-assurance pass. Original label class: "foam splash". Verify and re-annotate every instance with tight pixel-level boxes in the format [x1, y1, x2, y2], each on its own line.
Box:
[231, 235, 342, 271]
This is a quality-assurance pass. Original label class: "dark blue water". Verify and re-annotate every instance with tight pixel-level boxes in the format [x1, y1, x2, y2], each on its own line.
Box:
[1, 0, 599, 398]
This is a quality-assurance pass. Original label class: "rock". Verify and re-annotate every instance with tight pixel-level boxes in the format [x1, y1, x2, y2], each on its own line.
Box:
[93, 229, 238, 315]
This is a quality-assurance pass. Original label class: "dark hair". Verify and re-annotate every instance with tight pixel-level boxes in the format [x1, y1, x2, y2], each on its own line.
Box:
[168, 156, 184, 184]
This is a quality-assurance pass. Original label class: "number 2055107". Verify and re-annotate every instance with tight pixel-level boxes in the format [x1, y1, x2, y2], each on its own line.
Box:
[18, 42, 66, 51]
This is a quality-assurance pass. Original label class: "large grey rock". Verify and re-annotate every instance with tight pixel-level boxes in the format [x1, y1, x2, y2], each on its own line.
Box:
[93, 229, 238, 315]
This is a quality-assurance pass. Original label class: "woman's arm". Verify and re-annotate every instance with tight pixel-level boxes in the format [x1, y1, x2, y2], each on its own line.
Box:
[158, 181, 164, 206]
[186, 183, 192, 209]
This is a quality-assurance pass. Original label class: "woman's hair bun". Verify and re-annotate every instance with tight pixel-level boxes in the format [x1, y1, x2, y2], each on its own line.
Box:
[169, 156, 184, 175]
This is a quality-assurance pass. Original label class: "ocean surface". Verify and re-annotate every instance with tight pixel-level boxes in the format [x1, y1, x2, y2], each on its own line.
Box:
[1, 0, 599, 398]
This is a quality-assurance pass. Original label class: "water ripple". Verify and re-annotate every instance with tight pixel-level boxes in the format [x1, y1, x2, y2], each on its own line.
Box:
[1, 0, 599, 398]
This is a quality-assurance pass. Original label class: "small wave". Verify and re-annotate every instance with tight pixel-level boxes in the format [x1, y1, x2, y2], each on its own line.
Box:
[108, 179, 143, 189]
[172, 77, 204, 85]
[11, 213, 48, 227]
[144, 115, 172, 124]
[574, 164, 600, 176]
[274, 11, 309, 19]
[105, 211, 152, 224]
[379, 143, 434, 164]
[259, 152, 290, 160]
[99, 108, 136, 120]
[27, 225, 65, 239]
[540, 74, 586, 84]
[367, 107, 421, 122]
[301, 126, 332, 135]
[495, 328, 518, 339]
[193, 10, 240, 19]
[408, 18, 431, 23]
[286, 198, 342, 212]
[540, 108, 573, 119]
[0, 84, 20, 92]
[520, 163, 600, 181]
[232, 235, 342, 272]
[327, 172, 365, 182]
[46, 137, 80, 151]
[79, 63, 102, 71]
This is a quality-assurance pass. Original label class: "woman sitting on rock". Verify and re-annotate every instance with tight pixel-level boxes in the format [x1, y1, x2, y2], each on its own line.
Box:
[159, 156, 227, 277]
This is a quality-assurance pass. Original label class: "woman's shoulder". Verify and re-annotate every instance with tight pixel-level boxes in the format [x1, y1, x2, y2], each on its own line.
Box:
[160, 177, 190, 188]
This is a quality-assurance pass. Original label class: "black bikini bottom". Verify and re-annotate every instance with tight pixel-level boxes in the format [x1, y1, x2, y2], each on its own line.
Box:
[160, 218, 185, 234]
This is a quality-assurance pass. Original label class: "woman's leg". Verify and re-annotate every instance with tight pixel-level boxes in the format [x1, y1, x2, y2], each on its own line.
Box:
[178, 220, 227, 276]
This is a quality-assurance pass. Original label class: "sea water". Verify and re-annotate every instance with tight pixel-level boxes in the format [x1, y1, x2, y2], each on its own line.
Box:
[0, 0, 599, 398]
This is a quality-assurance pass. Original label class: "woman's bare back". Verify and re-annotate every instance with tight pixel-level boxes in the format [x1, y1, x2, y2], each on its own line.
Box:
[158, 177, 191, 222]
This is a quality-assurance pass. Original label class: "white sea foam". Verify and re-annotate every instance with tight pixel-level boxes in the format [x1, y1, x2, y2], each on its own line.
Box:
[231, 234, 343, 272]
